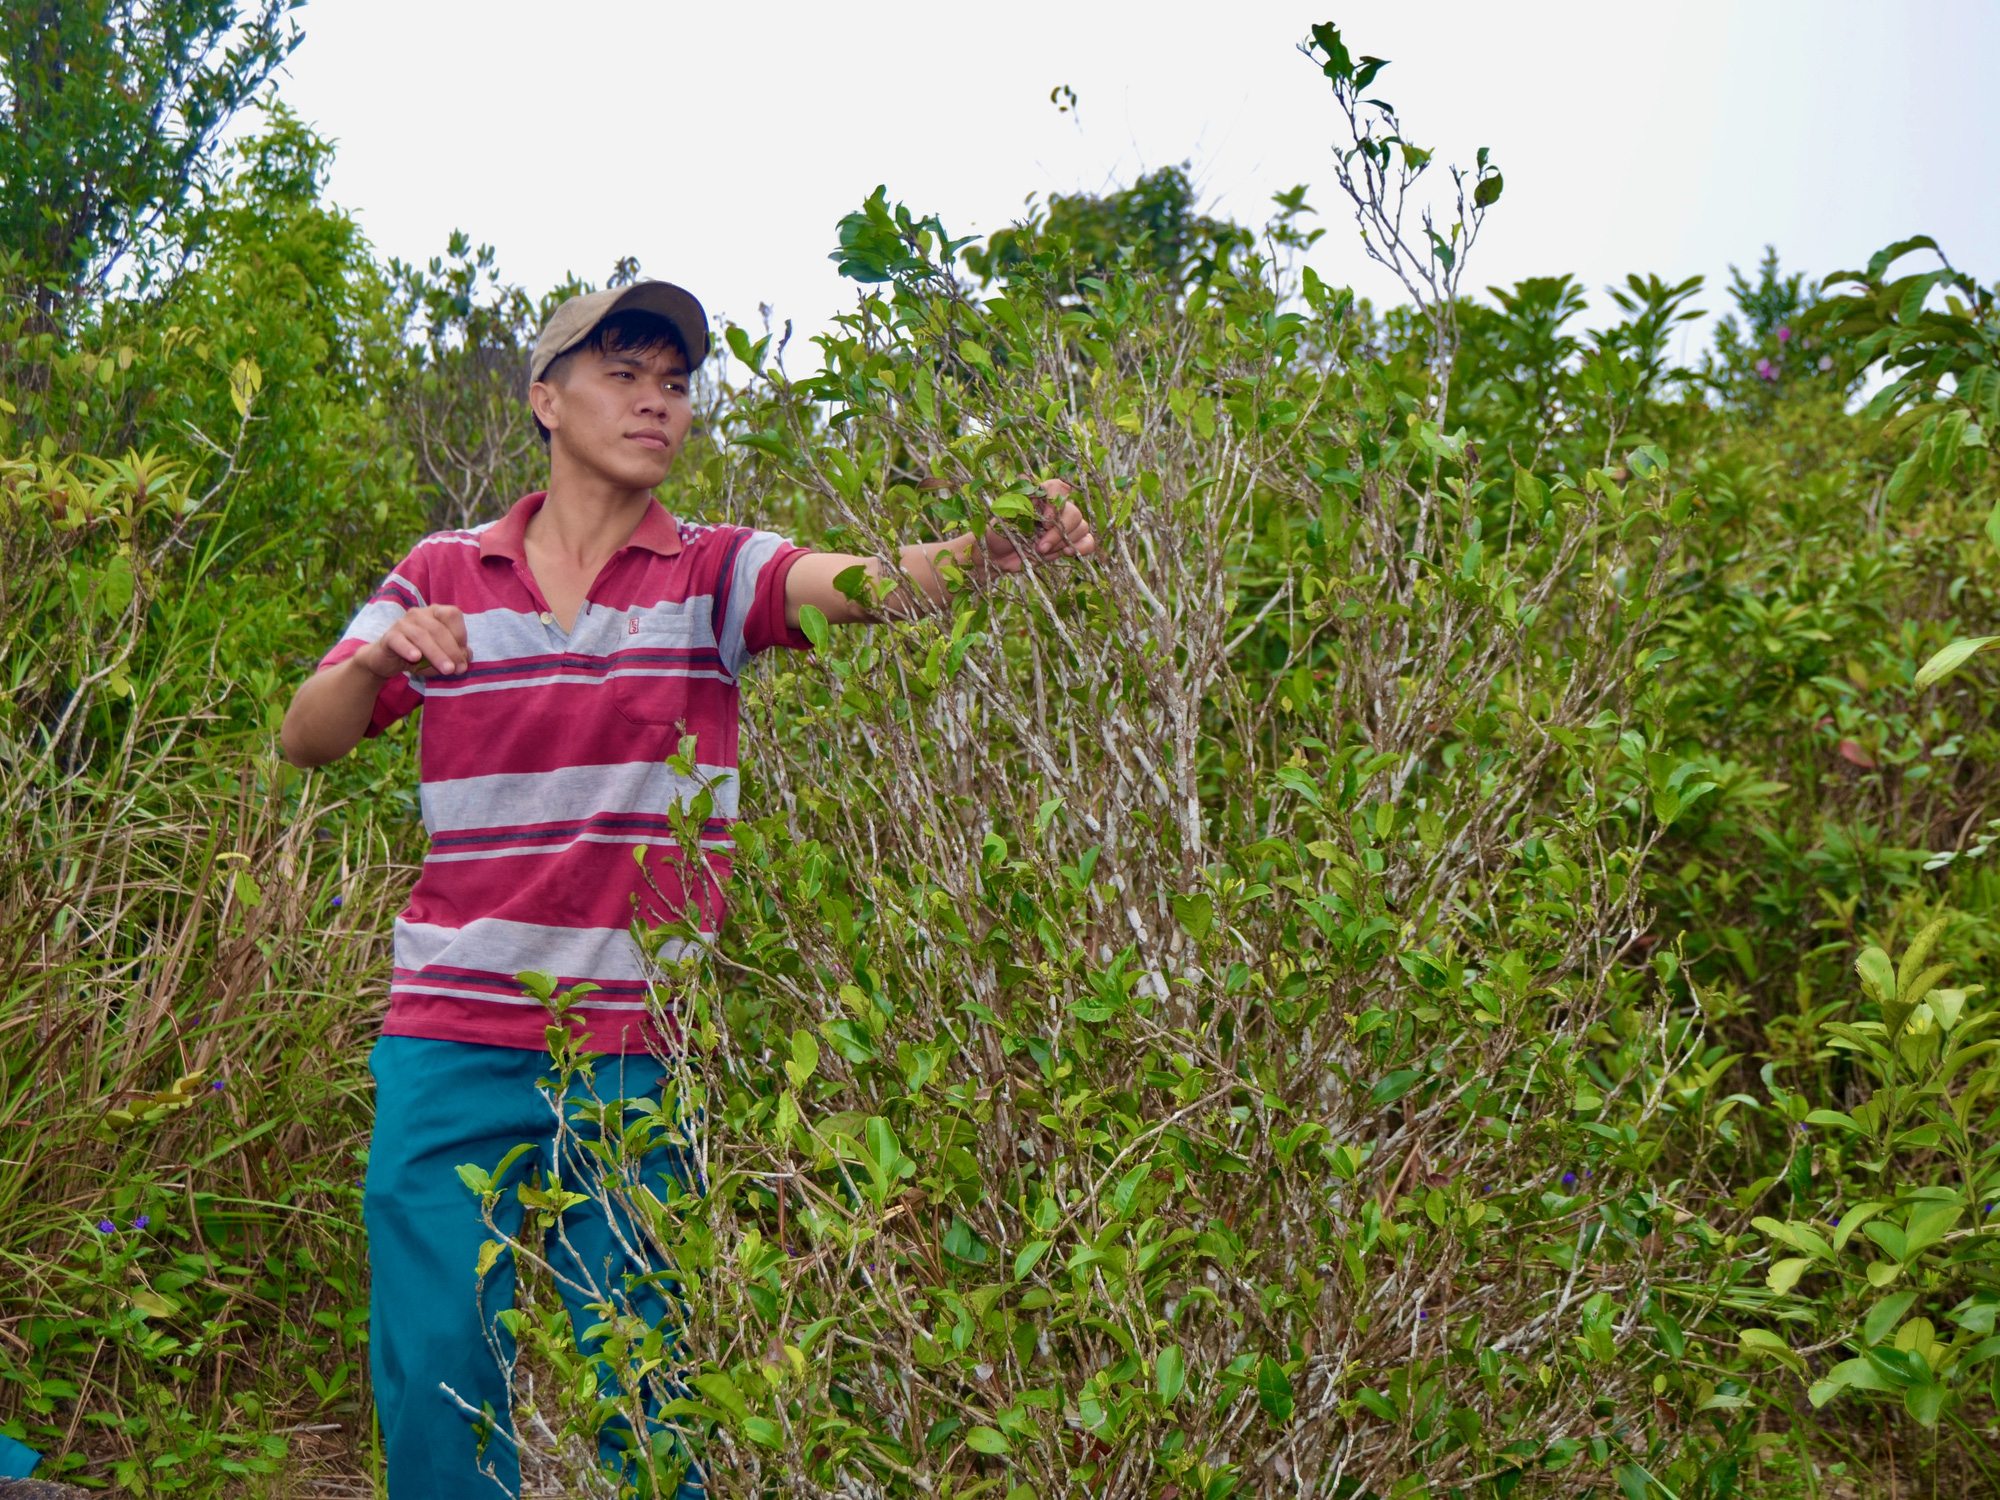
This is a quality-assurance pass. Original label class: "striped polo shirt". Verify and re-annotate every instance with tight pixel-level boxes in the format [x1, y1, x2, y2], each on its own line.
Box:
[320, 491, 808, 1052]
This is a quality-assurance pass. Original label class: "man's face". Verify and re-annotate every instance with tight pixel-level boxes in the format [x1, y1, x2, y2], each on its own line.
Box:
[531, 340, 693, 490]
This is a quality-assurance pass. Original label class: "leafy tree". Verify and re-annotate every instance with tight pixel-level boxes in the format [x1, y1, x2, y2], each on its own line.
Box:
[0, 0, 301, 306]
[962, 164, 1254, 293]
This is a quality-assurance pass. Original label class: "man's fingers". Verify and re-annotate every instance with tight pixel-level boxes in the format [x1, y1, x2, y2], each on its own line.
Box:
[1034, 501, 1096, 558]
[402, 618, 465, 676]
[405, 608, 473, 676]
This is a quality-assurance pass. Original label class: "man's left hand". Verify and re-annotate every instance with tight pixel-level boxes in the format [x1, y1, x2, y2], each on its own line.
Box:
[986, 478, 1096, 573]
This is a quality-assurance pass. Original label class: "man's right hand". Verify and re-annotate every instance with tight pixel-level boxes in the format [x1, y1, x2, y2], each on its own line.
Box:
[354, 605, 472, 679]
[282, 607, 473, 768]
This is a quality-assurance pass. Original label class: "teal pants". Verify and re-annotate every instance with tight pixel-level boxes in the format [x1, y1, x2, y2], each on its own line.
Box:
[364, 1036, 700, 1499]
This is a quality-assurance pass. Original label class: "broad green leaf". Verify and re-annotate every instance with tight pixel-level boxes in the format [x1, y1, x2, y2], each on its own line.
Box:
[1156, 1344, 1186, 1403]
[515, 970, 558, 1002]
[228, 356, 262, 417]
[799, 604, 831, 651]
[1913, 635, 2000, 691]
[831, 564, 872, 606]
[1903, 1202, 1962, 1256]
[1810, 1357, 1891, 1408]
[232, 869, 263, 908]
[1766, 1257, 1810, 1295]
[1256, 1356, 1294, 1422]
[1907, 1381, 1947, 1427]
[1738, 1328, 1804, 1376]
[1370, 1069, 1422, 1105]
[692, 1372, 747, 1420]
[1854, 946, 1896, 1004]
[1171, 892, 1213, 941]
[965, 1425, 1010, 1455]
[1834, 1202, 1885, 1252]
[1648, 1300, 1686, 1358]
[785, 1029, 820, 1089]
[1751, 1216, 1806, 1252]
[455, 1164, 493, 1196]
[1864, 1221, 1909, 1261]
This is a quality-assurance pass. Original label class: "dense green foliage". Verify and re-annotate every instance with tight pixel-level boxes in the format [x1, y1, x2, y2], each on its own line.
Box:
[5, 15, 2000, 1500]
[0, 0, 301, 302]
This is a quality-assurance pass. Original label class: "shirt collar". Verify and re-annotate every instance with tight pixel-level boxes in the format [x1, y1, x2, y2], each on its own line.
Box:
[480, 492, 684, 561]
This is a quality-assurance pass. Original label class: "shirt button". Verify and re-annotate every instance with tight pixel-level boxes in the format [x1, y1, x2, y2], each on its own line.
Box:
[539, 611, 555, 626]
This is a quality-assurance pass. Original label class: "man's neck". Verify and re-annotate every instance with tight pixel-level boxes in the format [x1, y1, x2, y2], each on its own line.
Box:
[530, 456, 657, 571]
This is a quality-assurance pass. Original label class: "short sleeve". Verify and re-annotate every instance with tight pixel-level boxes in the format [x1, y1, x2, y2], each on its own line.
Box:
[317, 546, 430, 736]
[715, 529, 810, 675]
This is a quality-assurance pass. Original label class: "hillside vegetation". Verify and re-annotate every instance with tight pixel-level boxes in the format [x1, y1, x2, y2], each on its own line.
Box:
[4, 14, 2000, 1500]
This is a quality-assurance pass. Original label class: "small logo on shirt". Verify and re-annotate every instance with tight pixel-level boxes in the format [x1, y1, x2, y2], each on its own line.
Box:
[629, 618, 640, 634]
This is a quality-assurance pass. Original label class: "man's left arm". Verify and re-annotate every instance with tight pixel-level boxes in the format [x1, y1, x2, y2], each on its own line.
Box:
[785, 481, 1095, 628]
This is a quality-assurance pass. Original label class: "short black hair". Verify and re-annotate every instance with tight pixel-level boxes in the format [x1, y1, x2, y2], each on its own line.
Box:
[533, 308, 691, 446]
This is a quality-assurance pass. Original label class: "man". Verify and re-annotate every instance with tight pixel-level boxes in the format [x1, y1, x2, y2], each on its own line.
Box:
[280, 279, 1093, 1498]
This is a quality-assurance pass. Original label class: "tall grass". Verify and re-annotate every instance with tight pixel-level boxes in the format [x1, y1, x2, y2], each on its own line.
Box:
[0, 446, 413, 1493]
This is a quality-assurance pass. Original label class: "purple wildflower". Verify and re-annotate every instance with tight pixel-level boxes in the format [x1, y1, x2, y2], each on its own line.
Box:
[97, 1220, 115, 1234]
[1776, 326, 1793, 344]
[1561, 1172, 1577, 1188]
[132, 1215, 150, 1231]
[1818, 354, 1834, 372]
[1755, 358, 1778, 382]
[330, 895, 343, 909]
[211, 1079, 225, 1091]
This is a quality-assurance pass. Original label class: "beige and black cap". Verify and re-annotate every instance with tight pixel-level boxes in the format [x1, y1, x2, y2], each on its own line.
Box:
[528, 280, 709, 385]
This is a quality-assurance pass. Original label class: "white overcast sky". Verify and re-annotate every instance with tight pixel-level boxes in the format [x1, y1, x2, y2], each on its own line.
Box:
[277, 1, 1999, 365]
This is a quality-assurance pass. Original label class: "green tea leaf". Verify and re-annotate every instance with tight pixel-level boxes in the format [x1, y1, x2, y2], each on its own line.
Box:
[1157, 1344, 1186, 1403]
[1766, 1257, 1810, 1295]
[1256, 1356, 1294, 1422]
[799, 604, 831, 651]
[1171, 892, 1213, 940]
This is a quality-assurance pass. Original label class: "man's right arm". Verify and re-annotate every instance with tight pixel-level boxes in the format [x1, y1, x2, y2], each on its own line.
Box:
[281, 604, 470, 768]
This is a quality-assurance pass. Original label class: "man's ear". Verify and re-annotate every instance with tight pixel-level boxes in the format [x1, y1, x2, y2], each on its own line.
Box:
[528, 378, 559, 434]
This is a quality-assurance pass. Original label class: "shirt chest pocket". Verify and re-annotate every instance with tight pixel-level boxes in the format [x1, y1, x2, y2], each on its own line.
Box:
[611, 613, 703, 727]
